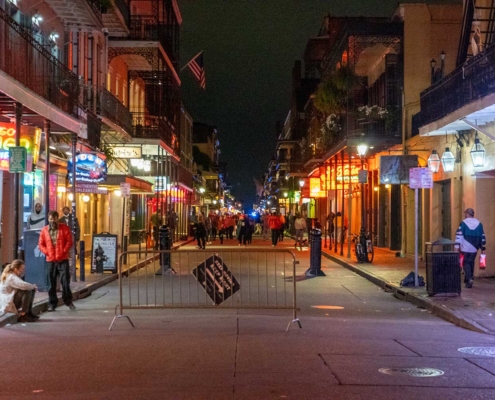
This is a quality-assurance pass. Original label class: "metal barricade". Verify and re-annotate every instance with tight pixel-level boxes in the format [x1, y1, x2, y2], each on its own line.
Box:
[109, 249, 302, 332]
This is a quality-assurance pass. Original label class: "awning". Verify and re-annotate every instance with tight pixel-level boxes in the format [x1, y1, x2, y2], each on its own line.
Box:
[100, 174, 153, 193]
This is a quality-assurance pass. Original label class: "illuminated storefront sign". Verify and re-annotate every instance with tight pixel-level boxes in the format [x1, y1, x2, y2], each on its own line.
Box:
[0, 123, 41, 172]
[67, 153, 107, 183]
[110, 146, 142, 159]
[320, 164, 366, 190]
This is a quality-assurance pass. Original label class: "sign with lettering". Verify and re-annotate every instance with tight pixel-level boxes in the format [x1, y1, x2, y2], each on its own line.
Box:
[192, 255, 240, 305]
[409, 167, 433, 189]
[110, 146, 142, 159]
[9, 146, 26, 172]
[76, 183, 108, 194]
[67, 153, 107, 183]
[120, 182, 131, 197]
[0, 123, 40, 172]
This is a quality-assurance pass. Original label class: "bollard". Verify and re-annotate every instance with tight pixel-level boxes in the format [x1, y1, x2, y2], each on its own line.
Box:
[305, 229, 326, 277]
[156, 225, 175, 275]
[79, 240, 85, 281]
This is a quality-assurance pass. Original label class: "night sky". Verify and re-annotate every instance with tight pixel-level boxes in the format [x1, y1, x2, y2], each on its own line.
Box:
[178, 0, 404, 208]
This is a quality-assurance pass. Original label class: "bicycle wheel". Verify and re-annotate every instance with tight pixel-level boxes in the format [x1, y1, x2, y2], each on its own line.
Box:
[366, 240, 374, 263]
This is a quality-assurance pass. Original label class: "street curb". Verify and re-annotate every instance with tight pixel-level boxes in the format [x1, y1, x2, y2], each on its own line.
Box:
[322, 251, 494, 335]
[0, 239, 196, 328]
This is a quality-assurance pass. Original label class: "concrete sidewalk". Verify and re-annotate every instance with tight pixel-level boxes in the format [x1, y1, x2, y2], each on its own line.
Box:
[0, 238, 194, 327]
[322, 243, 495, 335]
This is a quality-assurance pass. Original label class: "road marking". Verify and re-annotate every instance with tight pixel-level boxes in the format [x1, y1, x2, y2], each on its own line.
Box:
[379, 367, 444, 377]
[311, 305, 344, 310]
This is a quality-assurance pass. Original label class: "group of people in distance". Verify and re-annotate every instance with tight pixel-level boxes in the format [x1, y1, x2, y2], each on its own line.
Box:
[193, 211, 257, 248]
[0, 205, 79, 323]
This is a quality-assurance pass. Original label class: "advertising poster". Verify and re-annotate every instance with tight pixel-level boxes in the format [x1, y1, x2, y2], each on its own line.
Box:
[92, 234, 118, 273]
[68, 153, 107, 184]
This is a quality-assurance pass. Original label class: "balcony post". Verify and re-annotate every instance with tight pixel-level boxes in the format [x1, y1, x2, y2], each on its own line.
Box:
[13, 102, 22, 259]
[71, 133, 77, 282]
[44, 119, 51, 226]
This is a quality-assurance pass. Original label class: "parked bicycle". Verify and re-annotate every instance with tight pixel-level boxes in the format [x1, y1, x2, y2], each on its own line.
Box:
[353, 231, 374, 263]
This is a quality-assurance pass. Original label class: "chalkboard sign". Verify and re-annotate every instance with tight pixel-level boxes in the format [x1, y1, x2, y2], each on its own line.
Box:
[192, 254, 240, 305]
[92, 233, 118, 273]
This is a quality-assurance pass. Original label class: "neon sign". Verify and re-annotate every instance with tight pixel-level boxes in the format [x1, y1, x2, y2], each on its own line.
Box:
[0, 123, 40, 172]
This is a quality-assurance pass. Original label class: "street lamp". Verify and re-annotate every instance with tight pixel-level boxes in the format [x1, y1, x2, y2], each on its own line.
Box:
[299, 179, 305, 188]
[470, 136, 486, 167]
[357, 144, 368, 252]
[427, 150, 441, 173]
[441, 147, 455, 172]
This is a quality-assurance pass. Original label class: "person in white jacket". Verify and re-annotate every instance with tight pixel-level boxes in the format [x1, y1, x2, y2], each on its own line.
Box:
[0, 260, 38, 322]
[294, 213, 307, 249]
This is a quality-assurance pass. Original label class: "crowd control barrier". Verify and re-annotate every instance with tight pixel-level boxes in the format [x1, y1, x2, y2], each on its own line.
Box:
[109, 248, 302, 332]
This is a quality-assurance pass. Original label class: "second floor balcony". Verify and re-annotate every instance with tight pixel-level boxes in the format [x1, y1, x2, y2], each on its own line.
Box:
[132, 112, 179, 155]
[419, 42, 495, 135]
[0, 7, 79, 119]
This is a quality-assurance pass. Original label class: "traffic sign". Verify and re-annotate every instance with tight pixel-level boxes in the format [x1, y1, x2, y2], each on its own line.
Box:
[120, 182, 131, 197]
[192, 255, 240, 305]
[409, 167, 433, 189]
[8, 146, 27, 173]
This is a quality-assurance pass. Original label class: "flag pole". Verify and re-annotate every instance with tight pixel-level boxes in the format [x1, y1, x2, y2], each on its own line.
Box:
[180, 51, 203, 72]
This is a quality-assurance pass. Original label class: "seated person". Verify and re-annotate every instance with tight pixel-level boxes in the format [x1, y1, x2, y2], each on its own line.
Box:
[0, 259, 38, 322]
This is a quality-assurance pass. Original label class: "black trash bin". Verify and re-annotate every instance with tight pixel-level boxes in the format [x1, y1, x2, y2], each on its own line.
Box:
[305, 229, 326, 277]
[425, 237, 461, 296]
[156, 225, 175, 275]
[24, 229, 49, 291]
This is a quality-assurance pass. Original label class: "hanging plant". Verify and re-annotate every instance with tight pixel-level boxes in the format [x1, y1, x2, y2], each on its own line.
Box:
[314, 66, 359, 115]
[101, 145, 116, 165]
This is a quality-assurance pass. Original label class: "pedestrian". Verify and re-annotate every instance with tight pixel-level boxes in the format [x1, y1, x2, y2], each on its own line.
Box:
[279, 213, 286, 241]
[167, 210, 177, 245]
[268, 212, 282, 247]
[210, 212, 219, 241]
[218, 214, 226, 244]
[246, 217, 255, 244]
[455, 208, 486, 288]
[38, 210, 76, 311]
[236, 214, 248, 246]
[205, 213, 213, 245]
[59, 205, 81, 263]
[195, 213, 207, 249]
[27, 203, 46, 230]
[294, 213, 307, 249]
[262, 211, 270, 240]
[226, 214, 236, 239]
[0, 259, 38, 322]
[327, 212, 335, 245]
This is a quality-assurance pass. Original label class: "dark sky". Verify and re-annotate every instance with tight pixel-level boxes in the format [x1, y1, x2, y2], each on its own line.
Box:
[179, 0, 402, 208]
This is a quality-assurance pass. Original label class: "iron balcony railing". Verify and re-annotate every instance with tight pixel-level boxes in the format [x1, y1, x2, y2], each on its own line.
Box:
[126, 17, 178, 64]
[113, 0, 130, 27]
[86, 0, 103, 22]
[0, 7, 80, 119]
[420, 42, 495, 129]
[81, 85, 133, 136]
[132, 112, 179, 153]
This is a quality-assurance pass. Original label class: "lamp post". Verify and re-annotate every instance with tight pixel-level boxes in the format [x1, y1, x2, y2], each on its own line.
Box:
[357, 144, 368, 246]
[431, 51, 446, 84]
[430, 58, 436, 84]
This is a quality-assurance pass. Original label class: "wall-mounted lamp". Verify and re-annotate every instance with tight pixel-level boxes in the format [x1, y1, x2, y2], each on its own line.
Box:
[199, 187, 205, 194]
[82, 195, 90, 203]
[49, 30, 59, 44]
[470, 136, 486, 167]
[283, 192, 288, 198]
[114, 190, 122, 197]
[299, 179, 305, 188]
[385, 184, 390, 189]
[32, 13, 42, 26]
[373, 186, 378, 192]
[427, 150, 441, 173]
[143, 160, 151, 172]
[356, 144, 368, 157]
[441, 147, 455, 172]
[68, 193, 74, 201]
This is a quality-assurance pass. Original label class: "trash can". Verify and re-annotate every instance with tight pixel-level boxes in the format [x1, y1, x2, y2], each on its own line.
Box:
[425, 237, 461, 296]
[24, 229, 49, 291]
[305, 229, 326, 277]
[156, 225, 174, 275]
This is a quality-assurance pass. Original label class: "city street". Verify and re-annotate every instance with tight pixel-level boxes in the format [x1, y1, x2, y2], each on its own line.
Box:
[1, 237, 495, 399]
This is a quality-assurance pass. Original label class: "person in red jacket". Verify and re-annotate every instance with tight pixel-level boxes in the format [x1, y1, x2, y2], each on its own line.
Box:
[38, 210, 76, 311]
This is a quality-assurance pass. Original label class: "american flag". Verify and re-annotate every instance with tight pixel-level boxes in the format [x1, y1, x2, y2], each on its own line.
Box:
[186, 52, 206, 89]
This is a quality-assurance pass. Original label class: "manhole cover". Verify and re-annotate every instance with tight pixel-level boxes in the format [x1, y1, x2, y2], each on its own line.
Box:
[379, 368, 444, 377]
[458, 347, 495, 357]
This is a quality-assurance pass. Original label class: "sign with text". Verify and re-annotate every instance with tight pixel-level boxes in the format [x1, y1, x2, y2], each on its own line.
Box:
[8, 146, 26, 172]
[380, 155, 418, 185]
[192, 255, 240, 305]
[92, 234, 118, 273]
[75, 183, 108, 194]
[68, 153, 107, 184]
[120, 182, 131, 197]
[111, 146, 142, 159]
[409, 167, 433, 189]
[0, 123, 40, 172]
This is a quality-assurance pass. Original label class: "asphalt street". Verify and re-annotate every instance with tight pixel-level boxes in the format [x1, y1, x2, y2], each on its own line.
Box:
[1, 238, 495, 399]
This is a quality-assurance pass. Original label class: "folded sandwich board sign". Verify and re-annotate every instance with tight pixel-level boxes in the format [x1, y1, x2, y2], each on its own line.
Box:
[192, 254, 240, 305]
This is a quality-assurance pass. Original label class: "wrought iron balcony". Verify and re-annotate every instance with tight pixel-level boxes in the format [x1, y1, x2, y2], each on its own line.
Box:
[81, 85, 133, 136]
[132, 112, 179, 154]
[0, 7, 79, 119]
[419, 42, 495, 129]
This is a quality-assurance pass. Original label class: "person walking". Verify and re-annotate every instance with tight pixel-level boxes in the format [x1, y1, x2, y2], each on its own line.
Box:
[236, 214, 248, 246]
[150, 210, 163, 250]
[294, 213, 307, 249]
[205, 213, 213, 245]
[455, 208, 486, 288]
[27, 203, 46, 230]
[167, 210, 177, 245]
[59, 205, 81, 265]
[262, 211, 270, 241]
[0, 259, 38, 322]
[268, 212, 282, 247]
[195, 213, 207, 249]
[279, 213, 286, 241]
[38, 211, 76, 311]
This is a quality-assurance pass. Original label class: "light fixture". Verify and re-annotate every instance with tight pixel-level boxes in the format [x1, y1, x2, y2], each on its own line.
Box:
[57, 186, 66, 193]
[114, 190, 122, 197]
[32, 13, 42, 26]
[68, 193, 74, 201]
[213, 200, 217, 205]
[374, 186, 378, 192]
[430, 59, 436, 69]
[440, 50, 446, 61]
[427, 150, 441, 173]
[143, 160, 151, 172]
[284, 192, 288, 198]
[470, 137, 486, 167]
[199, 187, 205, 194]
[385, 184, 390, 189]
[441, 147, 455, 172]
[267, 200, 271, 205]
[357, 144, 368, 157]
[49, 31, 59, 43]
[130, 159, 139, 167]
[82, 195, 90, 203]
[299, 179, 305, 188]
[49, 145, 56, 150]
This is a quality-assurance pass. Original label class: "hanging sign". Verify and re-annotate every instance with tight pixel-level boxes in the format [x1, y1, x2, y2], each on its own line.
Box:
[0, 124, 41, 172]
[409, 167, 433, 189]
[67, 153, 107, 183]
[120, 182, 131, 197]
[9, 146, 27, 172]
[110, 146, 142, 159]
